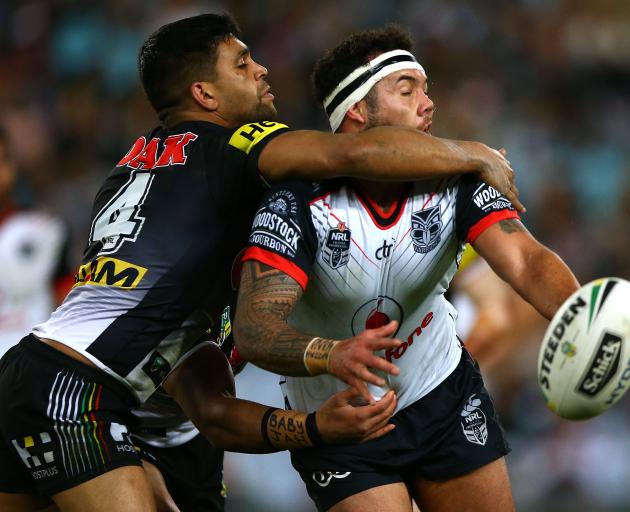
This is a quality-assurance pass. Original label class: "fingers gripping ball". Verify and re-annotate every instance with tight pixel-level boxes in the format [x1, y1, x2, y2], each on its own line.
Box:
[538, 278, 630, 420]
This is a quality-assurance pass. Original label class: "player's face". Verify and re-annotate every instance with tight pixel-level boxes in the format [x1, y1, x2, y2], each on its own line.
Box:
[212, 37, 277, 126]
[365, 69, 433, 133]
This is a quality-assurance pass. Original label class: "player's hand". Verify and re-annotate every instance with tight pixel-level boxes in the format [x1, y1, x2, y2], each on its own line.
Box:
[328, 320, 402, 404]
[475, 144, 525, 213]
[316, 388, 397, 445]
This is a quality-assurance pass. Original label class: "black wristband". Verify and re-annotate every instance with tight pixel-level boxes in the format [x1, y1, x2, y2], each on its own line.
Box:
[306, 412, 326, 447]
[261, 407, 279, 448]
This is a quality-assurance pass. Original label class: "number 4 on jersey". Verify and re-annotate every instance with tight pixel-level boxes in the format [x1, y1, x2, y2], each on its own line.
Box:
[90, 171, 154, 254]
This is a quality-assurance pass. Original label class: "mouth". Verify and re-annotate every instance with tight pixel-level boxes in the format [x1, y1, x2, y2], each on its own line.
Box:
[261, 86, 274, 101]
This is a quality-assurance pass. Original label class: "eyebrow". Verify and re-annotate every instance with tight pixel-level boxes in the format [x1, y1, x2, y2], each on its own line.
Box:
[236, 47, 250, 62]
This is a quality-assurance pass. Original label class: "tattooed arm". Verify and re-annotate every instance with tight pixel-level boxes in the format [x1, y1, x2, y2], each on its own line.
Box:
[472, 218, 579, 320]
[234, 260, 402, 402]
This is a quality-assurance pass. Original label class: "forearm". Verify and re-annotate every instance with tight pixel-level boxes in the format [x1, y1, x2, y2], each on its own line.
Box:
[189, 397, 315, 453]
[341, 128, 484, 180]
[509, 246, 579, 320]
[262, 128, 486, 182]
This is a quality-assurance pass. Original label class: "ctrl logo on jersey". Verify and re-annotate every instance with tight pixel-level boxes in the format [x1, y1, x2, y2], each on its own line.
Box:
[12, 432, 59, 480]
[322, 223, 351, 269]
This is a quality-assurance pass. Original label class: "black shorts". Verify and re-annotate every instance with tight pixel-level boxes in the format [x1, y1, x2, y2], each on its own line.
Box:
[291, 349, 511, 511]
[133, 432, 226, 512]
[0, 335, 141, 496]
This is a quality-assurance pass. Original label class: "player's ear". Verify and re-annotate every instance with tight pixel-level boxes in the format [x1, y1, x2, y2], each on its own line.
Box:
[345, 100, 369, 125]
[190, 81, 219, 112]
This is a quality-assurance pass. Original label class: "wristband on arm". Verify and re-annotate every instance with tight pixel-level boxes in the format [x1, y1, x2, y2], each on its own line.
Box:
[304, 337, 337, 375]
[261, 407, 326, 449]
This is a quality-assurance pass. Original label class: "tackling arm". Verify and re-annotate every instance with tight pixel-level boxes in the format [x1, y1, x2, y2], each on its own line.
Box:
[258, 127, 524, 211]
[472, 219, 580, 320]
[163, 342, 396, 453]
[234, 260, 402, 402]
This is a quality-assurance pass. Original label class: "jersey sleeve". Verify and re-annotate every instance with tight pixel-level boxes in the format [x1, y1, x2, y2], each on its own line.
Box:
[227, 120, 290, 179]
[455, 176, 520, 243]
[241, 181, 318, 290]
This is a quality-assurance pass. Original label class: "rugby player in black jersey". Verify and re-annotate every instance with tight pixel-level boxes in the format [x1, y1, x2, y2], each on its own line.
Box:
[234, 25, 580, 512]
[0, 14, 523, 512]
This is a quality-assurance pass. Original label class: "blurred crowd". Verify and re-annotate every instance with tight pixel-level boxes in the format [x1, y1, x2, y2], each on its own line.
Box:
[1, 0, 629, 510]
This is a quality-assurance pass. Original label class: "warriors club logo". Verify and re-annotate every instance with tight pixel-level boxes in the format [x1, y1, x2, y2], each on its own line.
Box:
[410, 205, 442, 253]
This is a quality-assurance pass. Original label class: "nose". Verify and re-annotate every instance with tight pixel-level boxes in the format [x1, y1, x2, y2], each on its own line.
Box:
[418, 92, 434, 116]
[254, 60, 268, 80]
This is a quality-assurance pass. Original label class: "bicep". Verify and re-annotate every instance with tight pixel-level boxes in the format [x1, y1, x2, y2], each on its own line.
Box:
[471, 218, 543, 282]
[236, 260, 304, 324]
[257, 131, 348, 181]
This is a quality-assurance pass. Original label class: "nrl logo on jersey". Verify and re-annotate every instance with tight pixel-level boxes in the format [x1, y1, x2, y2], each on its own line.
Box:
[460, 394, 488, 446]
[410, 206, 442, 253]
[322, 223, 351, 269]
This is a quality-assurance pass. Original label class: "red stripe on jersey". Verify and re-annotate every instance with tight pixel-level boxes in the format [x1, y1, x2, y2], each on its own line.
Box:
[355, 192, 408, 231]
[242, 247, 309, 290]
[466, 210, 520, 243]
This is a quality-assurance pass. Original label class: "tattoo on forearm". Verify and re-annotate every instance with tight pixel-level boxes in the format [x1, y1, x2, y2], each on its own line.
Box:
[498, 219, 527, 234]
[237, 261, 319, 375]
[266, 410, 311, 449]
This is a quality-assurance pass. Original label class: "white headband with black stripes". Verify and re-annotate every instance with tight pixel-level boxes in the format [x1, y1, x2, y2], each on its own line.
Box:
[323, 49, 426, 132]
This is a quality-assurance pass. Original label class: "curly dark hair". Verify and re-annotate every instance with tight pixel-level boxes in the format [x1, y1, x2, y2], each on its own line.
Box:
[311, 24, 414, 107]
[139, 13, 240, 114]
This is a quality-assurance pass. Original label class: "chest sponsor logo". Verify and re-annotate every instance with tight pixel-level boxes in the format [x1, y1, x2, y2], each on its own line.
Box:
[375, 238, 396, 260]
[250, 210, 301, 257]
[74, 257, 148, 289]
[472, 184, 512, 212]
[322, 224, 351, 269]
[461, 394, 488, 446]
[351, 296, 403, 336]
[117, 132, 198, 170]
[312, 471, 352, 488]
[577, 332, 623, 397]
[410, 205, 442, 253]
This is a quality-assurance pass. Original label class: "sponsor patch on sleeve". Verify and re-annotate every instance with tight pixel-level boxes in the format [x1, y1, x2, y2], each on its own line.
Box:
[248, 190, 301, 258]
[472, 183, 515, 213]
[229, 121, 288, 154]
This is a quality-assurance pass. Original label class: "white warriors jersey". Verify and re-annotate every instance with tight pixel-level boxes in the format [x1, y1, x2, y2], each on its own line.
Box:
[243, 176, 518, 413]
[0, 208, 69, 356]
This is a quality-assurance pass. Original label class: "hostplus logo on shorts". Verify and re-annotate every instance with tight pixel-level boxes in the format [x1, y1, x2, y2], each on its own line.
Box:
[12, 432, 59, 480]
[312, 471, 352, 487]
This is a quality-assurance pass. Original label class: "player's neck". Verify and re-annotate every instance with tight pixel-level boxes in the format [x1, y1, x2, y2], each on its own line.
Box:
[352, 180, 409, 212]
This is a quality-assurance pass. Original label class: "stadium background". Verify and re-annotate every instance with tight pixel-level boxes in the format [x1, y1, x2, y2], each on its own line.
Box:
[1, 0, 629, 510]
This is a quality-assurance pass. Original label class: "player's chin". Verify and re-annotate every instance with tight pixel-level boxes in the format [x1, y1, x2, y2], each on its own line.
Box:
[257, 102, 278, 120]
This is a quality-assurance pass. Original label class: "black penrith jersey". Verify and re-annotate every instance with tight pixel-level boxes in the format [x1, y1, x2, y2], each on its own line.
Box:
[33, 120, 289, 402]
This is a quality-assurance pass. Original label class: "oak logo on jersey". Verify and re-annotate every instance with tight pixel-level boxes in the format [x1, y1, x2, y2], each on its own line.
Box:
[322, 223, 351, 269]
[229, 121, 288, 154]
[410, 206, 442, 253]
[117, 132, 198, 170]
[74, 257, 148, 289]
[472, 184, 513, 212]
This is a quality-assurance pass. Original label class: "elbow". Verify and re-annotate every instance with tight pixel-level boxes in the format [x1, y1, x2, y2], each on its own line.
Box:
[232, 320, 258, 363]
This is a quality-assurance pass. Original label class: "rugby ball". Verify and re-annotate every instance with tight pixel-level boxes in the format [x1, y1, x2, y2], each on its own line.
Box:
[538, 277, 630, 420]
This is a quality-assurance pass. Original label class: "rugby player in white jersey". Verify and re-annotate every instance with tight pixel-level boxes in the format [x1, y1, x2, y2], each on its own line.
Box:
[0, 14, 527, 512]
[234, 25, 580, 512]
